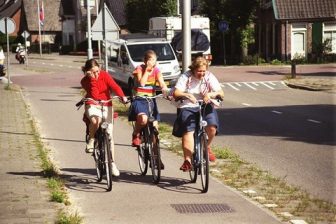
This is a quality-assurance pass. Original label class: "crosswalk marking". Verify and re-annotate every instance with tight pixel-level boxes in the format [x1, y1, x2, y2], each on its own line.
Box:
[221, 81, 287, 91]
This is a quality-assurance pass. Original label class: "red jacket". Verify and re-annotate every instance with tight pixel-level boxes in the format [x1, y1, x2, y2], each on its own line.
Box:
[81, 70, 125, 106]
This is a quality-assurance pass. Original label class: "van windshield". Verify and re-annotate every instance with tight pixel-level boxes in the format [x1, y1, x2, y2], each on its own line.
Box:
[127, 43, 176, 62]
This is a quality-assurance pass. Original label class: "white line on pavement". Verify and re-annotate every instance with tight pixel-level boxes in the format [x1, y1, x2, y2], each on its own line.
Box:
[244, 82, 257, 90]
[271, 110, 283, 114]
[227, 83, 240, 91]
[261, 82, 275, 90]
[307, 119, 322, 124]
[242, 103, 251, 107]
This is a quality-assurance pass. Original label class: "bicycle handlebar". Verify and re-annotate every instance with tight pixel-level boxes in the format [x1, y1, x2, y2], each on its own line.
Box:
[76, 96, 127, 110]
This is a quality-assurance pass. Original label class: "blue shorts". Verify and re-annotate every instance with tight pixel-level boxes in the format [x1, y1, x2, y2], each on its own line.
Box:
[172, 104, 219, 137]
[128, 98, 160, 121]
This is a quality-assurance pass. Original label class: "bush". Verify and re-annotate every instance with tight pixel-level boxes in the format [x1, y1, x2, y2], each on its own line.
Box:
[242, 54, 265, 65]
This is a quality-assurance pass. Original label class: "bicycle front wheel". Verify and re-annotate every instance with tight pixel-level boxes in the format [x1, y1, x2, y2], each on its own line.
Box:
[94, 130, 103, 182]
[137, 130, 148, 175]
[199, 133, 209, 193]
[149, 130, 161, 184]
[103, 132, 113, 191]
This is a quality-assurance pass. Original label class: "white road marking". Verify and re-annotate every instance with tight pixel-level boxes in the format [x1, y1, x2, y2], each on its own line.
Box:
[227, 83, 240, 91]
[244, 82, 257, 90]
[235, 82, 242, 86]
[307, 119, 322, 124]
[242, 103, 251, 107]
[261, 82, 275, 89]
[271, 110, 283, 114]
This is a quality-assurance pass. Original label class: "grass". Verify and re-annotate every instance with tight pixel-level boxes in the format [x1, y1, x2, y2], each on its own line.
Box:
[56, 211, 83, 224]
[113, 100, 336, 223]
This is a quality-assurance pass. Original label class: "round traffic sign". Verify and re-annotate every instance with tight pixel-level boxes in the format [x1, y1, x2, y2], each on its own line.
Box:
[218, 20, 229, 32]
[0, 18, 16, 34]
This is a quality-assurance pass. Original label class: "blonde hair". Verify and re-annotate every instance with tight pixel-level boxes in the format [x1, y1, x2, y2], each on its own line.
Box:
[144, 50, 157, 61]
[188, 56, 209, 72]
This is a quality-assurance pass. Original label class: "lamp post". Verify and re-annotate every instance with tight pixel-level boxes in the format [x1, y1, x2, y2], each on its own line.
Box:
[86, 0, 93, 59]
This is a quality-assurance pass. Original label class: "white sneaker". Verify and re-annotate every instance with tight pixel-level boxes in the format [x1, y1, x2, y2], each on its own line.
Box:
[85, 138, 94, 153]
[111, 162, 120, 177]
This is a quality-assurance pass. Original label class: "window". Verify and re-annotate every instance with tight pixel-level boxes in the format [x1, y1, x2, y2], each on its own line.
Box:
[323, 23, 336, 53]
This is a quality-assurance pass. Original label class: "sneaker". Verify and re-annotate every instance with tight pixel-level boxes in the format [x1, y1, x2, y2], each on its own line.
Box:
[111, 162, 120, 177]
[208, 147, 216, 162]
[179, 160, 192, 172]
[85, 138, 95, 153]
[132, 134, 141, 147]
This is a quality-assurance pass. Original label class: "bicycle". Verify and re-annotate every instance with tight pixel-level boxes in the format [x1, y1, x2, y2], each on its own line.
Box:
[176, 98, 222, 193]
[76, 96, 121, 191]
[131, 94, 164, 184]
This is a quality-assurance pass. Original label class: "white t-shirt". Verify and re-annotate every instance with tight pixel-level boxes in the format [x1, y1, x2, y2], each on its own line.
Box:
[0, 49, 5, 60]
[175, 70, 222, 108]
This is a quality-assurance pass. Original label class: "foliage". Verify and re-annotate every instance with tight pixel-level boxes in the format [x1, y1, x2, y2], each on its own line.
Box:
[126, 0, 177, 33]
[242, 54, 265, 65]
[199, 0, 259, 64]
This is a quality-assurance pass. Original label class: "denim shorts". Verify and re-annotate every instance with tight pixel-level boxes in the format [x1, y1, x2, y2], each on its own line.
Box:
[128, 98, 160, 121]
[172, 104, 219, 137]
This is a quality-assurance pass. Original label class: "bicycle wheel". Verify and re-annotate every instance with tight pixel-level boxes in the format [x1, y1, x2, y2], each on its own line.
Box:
[137, 130, 148, 175]
[199, 133, 209, 193]
[149, 128, 161, 184]
[93, 130, 103, 182]
[103, 132, 113, 191]
[189, 152, 197, 183]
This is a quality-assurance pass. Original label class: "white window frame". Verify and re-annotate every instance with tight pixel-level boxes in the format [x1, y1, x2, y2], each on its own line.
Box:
[291, 23, 307, 59]
[323, 22, 336, 53]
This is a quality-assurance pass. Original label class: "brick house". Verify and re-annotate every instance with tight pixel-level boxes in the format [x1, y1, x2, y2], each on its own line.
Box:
[256, 0, 336, 61]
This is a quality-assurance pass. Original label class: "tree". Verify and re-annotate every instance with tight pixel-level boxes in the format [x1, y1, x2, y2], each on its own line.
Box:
[199, 0, 259, 64]
[126, 0, 177, 33]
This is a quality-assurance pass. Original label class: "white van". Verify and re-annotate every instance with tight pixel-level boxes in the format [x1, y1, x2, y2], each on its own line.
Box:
[107, 36, 181, 88]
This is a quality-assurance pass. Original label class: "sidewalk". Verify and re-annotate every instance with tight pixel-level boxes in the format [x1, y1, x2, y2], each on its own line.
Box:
[0, 84, 59, 224]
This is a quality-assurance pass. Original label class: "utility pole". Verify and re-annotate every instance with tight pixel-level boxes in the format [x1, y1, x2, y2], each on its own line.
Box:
[182, 0, 191, 72]
[86, 0, 93, 59]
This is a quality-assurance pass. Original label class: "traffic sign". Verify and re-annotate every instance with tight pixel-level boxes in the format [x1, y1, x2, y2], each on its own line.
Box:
[0, 18, 16, 34]
[21, 30, 30, 38]
[91, 5, 120, 41]
[218, 20, 229, 32]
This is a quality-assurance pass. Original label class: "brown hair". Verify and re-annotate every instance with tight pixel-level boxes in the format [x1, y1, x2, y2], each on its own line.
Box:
[188, 56, 209, 72]
[82, 58, 99, 73]
[144, 50, 157, 61]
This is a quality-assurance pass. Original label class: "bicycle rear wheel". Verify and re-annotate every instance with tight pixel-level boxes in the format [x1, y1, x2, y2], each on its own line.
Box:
[103, 132, 113, 191]
[199, 133, 209, 193]
[137, 130, 148, 175]
[150, 131, 161, 184]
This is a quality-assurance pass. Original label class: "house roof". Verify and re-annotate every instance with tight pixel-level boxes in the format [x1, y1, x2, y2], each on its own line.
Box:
[104, 0, 126, 26]
[273, 0, 336, 21]
[0, 0, 22, 19]
[23, 0, 61, 32]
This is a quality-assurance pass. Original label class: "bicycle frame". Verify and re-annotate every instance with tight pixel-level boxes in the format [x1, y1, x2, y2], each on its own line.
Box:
[133, 94, 163, 184]
[76, 96, 120, 191]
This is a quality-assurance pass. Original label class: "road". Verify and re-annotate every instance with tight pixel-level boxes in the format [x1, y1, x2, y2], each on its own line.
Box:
[9, 54, 284, 223]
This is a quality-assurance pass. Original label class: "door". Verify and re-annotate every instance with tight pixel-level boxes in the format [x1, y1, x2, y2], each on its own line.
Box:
[291, 24, 307, 59]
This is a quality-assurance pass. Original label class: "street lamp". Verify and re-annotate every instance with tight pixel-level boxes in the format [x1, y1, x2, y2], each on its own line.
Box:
[86, 0, 93, 59]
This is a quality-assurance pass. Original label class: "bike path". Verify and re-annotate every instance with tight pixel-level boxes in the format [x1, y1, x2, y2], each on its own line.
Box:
[20, 84, 282, 224]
